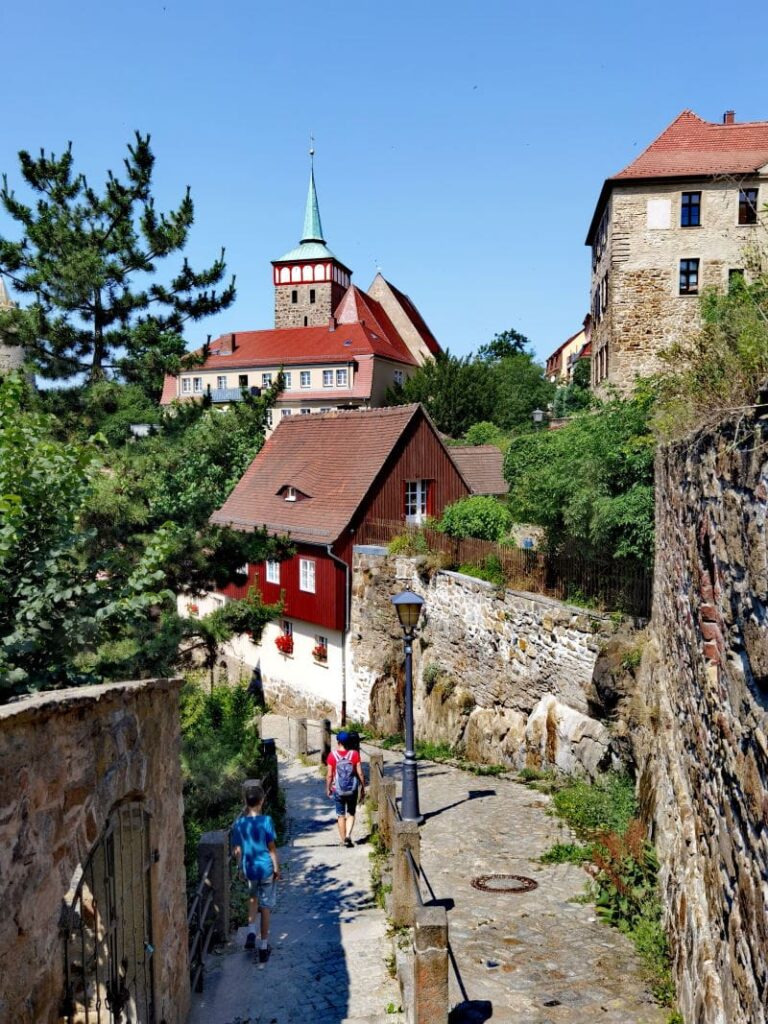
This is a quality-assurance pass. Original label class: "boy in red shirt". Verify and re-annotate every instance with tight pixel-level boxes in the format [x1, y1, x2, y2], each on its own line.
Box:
[326, 731, 365, 847]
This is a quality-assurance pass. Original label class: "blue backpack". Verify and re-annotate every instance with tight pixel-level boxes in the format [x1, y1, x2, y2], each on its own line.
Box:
[335, 751, 357, 796]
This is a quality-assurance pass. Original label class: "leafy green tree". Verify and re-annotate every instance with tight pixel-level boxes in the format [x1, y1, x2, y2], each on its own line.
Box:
[552, 358, 593, 417]
[503, 389, 656, 566]
[476, 327, 531, 361]
[459, 420, 510, 450]
[438, 495, 513, 541]
[493, 353, 555, 432]
[0, 133, 235, 394]
[386, 351, 495, 437]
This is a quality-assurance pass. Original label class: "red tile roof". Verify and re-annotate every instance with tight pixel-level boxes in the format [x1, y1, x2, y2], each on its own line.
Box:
[587, 110, 768, 243]
[211, 404, 430, 543]
[615, 110, 768, 179]
[335, 286, 416, 364]
[449, 446, 508, 496]
[159, 373, 178, 404]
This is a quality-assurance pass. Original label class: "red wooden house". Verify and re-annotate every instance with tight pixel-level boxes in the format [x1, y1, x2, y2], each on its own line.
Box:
[204, 404, 470, 717]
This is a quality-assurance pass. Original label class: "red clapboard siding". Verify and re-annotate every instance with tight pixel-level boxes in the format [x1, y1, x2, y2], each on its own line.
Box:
[357, 414, 470, 524]
[221, 543, 346, 632]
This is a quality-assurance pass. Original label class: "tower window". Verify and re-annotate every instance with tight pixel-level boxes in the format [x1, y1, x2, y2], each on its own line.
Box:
[681, 192, 701, 227]
[679, 258, 700, 295]
[309, 289, 316, 304]
[738, 188, 758, 225]
[291, 290, 298, 304]
[304, 316, 308, 327]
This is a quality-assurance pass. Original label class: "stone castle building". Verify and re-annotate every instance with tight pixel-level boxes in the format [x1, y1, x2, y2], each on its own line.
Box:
[0, 275, 25, 374]
[160, 162, 440, 422]
[586, 110, 768, 393]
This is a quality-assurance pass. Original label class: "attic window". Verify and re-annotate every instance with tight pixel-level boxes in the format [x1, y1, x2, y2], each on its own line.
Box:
[343, 339, 352, 346]
[285, 486, 297, 502]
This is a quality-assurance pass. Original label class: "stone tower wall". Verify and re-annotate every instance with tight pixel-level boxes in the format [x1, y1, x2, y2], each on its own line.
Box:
[591, 178, 766, 395]
[274, 279, 346, 328]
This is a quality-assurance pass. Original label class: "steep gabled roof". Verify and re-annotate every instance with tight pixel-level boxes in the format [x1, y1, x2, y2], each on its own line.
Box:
[335, 285, 416, 364]
[211, 404, 435, 543]
[367, 273, 441, 360]
[449, 445, 508, 496]
[587, 110, 768, 243]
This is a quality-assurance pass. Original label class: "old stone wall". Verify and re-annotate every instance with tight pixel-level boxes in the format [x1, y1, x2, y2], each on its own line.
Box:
[0, 678, 190, 1024]
[348, 550, 622, 775]
[636, 413, 768, 1024]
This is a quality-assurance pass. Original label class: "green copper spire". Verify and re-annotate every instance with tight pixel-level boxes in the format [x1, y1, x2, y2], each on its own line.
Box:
[301, 165, 324, 243]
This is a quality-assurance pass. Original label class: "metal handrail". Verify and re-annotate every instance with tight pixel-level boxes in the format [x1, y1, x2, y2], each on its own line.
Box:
[387, 791, 401, 822]
[188, 856, 216, 993]
[405, 848, 424, 906]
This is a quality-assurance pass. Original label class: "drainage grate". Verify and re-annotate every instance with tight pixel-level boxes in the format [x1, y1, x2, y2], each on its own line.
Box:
[471, 874, 539, 894]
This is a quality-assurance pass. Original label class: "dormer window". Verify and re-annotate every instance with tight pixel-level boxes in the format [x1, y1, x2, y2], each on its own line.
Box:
[286, 486, 297, 502]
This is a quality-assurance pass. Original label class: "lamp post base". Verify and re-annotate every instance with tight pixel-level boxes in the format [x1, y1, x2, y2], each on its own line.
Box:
[401, 756, 423, 824]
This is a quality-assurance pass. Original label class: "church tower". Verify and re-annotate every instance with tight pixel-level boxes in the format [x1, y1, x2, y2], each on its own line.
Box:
[272, 157, 352, 328]
[0, 276, 25, 374]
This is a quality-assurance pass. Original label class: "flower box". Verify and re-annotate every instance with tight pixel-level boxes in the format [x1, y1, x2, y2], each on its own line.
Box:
[312, 644, 328, 663]
[187, 603, 199, 617]
[275, 633, 294, 655]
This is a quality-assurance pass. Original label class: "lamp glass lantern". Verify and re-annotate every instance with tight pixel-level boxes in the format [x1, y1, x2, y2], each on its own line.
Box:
[391, 590, 424, 632]
[532, 408, 544, 425]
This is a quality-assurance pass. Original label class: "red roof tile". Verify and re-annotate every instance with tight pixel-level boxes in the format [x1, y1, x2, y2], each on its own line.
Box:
[615, 110, 768, 179]
[449, 446, 508, 496]
[211, 405, 427, 543]
[335, 285, 415, 364]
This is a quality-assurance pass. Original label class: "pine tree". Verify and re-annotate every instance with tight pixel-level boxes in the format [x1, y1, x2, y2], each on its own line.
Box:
[0, 133, 235, 395]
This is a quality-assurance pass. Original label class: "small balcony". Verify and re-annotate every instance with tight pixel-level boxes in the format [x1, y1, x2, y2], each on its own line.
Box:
[206, 386, 262, 403]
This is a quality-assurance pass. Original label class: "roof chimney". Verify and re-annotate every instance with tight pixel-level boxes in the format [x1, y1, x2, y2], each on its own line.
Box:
[219, 332, 237, 355]
[723, 110, 735, 125]
[328, 316, 337, 332]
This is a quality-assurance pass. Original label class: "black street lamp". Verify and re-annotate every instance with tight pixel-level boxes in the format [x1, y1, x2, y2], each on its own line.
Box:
[391, 589, 425, 823]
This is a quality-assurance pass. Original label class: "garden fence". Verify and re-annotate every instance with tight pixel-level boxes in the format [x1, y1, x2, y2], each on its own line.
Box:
[357, 518, 652, 618]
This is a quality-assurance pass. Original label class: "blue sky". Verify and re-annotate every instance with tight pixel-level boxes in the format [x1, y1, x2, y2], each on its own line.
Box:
[1, 0, 765, 362]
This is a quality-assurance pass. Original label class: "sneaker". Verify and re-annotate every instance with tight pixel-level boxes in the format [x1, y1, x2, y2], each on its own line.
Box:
[258, 945, 272, 964]
[244, 933, 256, 951]
[344, 838, 353, 848]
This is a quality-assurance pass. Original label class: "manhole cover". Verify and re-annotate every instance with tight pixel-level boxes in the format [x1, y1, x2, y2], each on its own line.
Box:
[471, 874, 539, 894]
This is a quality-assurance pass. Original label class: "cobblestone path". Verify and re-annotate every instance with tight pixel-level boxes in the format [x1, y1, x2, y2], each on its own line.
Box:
[371, 747, 669, 1024]
[187, 752, 402, 1024]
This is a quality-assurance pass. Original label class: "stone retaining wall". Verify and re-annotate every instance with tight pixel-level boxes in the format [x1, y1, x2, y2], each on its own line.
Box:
[348, 552, 621, 775]
[0, 678, 189, 1024]
[637, 413, 768, 1024]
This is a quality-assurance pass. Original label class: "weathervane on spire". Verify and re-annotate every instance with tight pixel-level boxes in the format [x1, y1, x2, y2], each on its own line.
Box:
[309, 132, 315, 167]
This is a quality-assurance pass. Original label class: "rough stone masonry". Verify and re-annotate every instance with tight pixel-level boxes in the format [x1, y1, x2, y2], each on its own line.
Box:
[0, 678, 190, 1024]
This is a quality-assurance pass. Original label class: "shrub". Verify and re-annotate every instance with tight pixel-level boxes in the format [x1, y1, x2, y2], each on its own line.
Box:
[439, 495, 512, 541]
[460, 420, 510, 450]
[552, 773, 636, 837]
[388, 531, 429, 556]
[457, 554, 506, 586]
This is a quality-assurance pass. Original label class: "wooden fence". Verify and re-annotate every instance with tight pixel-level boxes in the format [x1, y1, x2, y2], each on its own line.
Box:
[357, 518, 652, 618]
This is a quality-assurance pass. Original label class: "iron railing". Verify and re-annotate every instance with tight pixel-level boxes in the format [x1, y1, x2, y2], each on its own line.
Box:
[187, 857, 217, 994]
[357, 518, 652, 618]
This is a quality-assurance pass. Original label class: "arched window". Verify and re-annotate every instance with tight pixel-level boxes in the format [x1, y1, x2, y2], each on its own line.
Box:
[291, 266, 301, 283]
[314, 264, 325, 281]
[280, 267, 290, 283]
[302, 266, 313, 282]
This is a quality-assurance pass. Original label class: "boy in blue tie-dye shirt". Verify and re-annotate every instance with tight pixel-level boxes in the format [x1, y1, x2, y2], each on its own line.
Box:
[231, 784, 280, 962]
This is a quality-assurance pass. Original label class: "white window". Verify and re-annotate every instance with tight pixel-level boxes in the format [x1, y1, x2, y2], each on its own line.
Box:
[322, 369, 334, 387]
[266, 410, 273, 428]
[262, 372, 272, 388]
[216, 375, 227, 389]
[282, 409, 292, 418]
[193, 377, 203, 394]
[320, 407, 332, 413]
[181, 378, 191, 394]
[394, 369, 404, 386]
[336, 368, 348, 387]
[285, 486, 297, 501]
[300, 408, 311, 415]
[315, 634, 328, 648]
[405, 480, 429, 524]
[265, 560, 280, 584]
[283, 371, 292, 389]
[282, 619, 293, 636]
[300, 371, 311, 388]
[299, 558, 316, 593]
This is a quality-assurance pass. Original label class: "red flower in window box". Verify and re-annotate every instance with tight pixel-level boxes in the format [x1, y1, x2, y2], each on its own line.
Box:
[187, 602, 199, 616]
[275, 633, 294, 655]
[312, 644, 328, 662]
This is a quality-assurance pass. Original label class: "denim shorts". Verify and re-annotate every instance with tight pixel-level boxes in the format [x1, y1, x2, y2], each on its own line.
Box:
[247, 877, 277, 909]
[334, 791, 358, 816]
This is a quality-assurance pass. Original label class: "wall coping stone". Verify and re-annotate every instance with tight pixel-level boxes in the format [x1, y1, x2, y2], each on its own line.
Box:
[0, 676, 183, 725]
[353, 544, 389, 555]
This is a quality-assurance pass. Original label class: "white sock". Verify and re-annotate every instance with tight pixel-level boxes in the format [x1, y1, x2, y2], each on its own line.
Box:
[259, 939, 268, 949]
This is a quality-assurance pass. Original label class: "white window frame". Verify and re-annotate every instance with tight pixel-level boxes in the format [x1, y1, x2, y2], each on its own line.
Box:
[262, 372, 272, 388]
[266, 409, 273, 428]
[300, 408, 311, 415]
[285, 486, 297, 502]
[283, 371, 292, 389]
[336, 368, 348, 387]
[282, 409, 292, 418]
[181, 377, 191, 394]
[320, 407, 332, 413]
[315, 633, 328, 648]
[193, 377, 203, 394]
[299, 558, 316, 593]
[322, 369, 334, 388]
[282, 619, 293, 636]
[265, 560, 280, 584]
[405, 479, 429, 525]
[394, 369, 404, 386]
[216, 375, 227, 390]
[300, 371, 311, 388]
